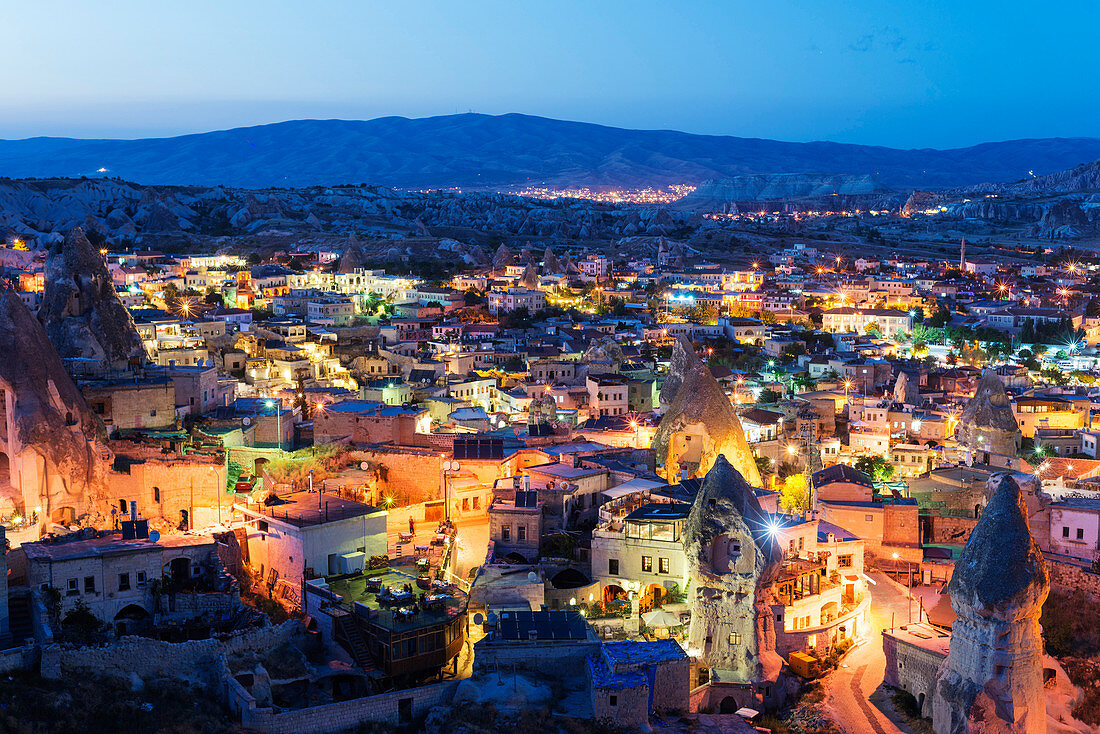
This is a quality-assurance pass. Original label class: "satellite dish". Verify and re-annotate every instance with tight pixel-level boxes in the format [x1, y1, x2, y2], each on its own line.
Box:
[242, 416, 252, 426]
[527, 571, 538, 583]
[360, 461, 370, 470]
[486, 612, 498, 626]
[149, 530, 161, 543]
[473, 613, 484, 626]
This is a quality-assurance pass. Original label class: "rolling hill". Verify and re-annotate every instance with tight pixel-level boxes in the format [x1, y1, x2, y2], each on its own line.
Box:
[1, 113, 1098, 191]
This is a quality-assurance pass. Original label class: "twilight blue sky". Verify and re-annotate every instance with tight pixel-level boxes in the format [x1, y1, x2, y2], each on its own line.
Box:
[2, 1, 1096, 148]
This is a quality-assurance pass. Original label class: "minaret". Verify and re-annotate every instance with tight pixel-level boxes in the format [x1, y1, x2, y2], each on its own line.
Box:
[960, 238, 966, 271]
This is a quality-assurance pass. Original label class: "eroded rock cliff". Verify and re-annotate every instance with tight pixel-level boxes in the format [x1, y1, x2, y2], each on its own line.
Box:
[38, 227, 146, 371]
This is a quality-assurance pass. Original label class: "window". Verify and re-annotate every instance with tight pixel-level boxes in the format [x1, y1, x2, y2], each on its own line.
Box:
[1078, 528, 1085, 540]
[153, 486, 160, 503]
[642, 556, 653, 572]
[728, 633, 742, 645]
[609, 695, 618, 707]
[517, 525, 526, 541]
[137, 571, 147, 588]
[66, 578, 78, 596]
[659, 557, 670, 574]
[502, 526, 511, 541]
[1063, 526, 1070, 538]
[119, 499, 127, 513]
[84, 576, 96, 593]
[865, 514, 874, 523]
[608, 559, 620, 576]
[838, 555, 853, 569]
[118, 573, 130, 591]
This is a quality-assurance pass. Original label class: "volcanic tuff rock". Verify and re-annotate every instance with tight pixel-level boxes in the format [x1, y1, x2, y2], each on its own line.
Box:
[542, 246, 563, 274]
[581, 336, 624, 370]
[678, 173, 899, 212]
[520, 264, 539, 290]
[683, 456, 783, 682]
[653, 336, 762, 484]
[337, 234, 363, 274]
[932, 473, 1049, 734]
[893, 371, 919, 406]
[955, 370, 1022, 457]
[38, 228, 146, 372]
[0, 289, 110, 520]
[492, 243, 514, 271]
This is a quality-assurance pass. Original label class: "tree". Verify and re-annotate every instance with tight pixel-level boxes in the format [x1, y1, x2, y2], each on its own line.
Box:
[755, 456, 772, 477]
[779, 473, 810, 513]
[911, 340, 929, 359]
[854, 455, 894, 482]
[928, 306, 952, 329]
[758, 388, 781, 404]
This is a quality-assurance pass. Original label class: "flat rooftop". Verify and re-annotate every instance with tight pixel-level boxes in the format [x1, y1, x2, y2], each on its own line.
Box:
[883, 622, 951, 656]
[244, 491, 381, 527]
[23, 531, 213, 562]
[324, 568, 467, 632]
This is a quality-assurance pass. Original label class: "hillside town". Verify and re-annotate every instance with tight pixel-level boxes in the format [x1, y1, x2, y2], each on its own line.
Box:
[1, 222, 1099, 734]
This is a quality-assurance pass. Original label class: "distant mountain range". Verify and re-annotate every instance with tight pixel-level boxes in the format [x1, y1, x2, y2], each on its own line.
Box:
[1, 113, 1099, 191]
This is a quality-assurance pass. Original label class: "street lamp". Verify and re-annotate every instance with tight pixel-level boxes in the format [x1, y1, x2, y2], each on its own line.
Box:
[266, 399, 282, 451]
[441, 459, 461, 522]
[893, 551, 914, 623]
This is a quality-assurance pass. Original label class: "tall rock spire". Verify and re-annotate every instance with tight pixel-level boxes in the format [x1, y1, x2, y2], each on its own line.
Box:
[955, 370, 1022, 457]
[38, 227, 145, 372]
[653, 336, 761, 484]
[682, 456, 783, 684]
[932, 473, 1049, 733]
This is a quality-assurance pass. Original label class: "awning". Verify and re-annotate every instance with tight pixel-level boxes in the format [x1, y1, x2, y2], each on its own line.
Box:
[844, 574, 860, 582]
[602, 478, 666, 500]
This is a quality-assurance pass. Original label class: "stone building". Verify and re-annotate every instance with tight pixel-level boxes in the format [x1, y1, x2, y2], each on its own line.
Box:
[931, 473, 1049, 733]
[22, 529, 235, 635]
[236, 491, 387, 601]
[682, 456, 784, 707]
[488, 488, 542, 563]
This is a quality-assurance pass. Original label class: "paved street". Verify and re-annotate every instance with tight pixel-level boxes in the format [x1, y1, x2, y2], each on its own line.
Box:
[821, 571, 926, 734]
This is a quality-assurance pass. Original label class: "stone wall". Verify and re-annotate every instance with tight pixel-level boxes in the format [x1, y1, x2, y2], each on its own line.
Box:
[590, 681, 649, 729]
[1048, 558, 1100, 598]
[0, 644, 35, 674]
[926, 514, 977, 545]
[473, 637, 599, 678]
[40, 620, 301, 689]
[240, 680, 459, 733]
[882, 631, 945, 717]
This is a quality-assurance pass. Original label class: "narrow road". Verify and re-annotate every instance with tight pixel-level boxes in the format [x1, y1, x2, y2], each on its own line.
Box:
[821, 571, 924, 734]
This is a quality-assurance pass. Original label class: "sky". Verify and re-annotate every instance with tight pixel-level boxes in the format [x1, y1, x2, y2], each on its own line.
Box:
[1, 1, 1097, 148]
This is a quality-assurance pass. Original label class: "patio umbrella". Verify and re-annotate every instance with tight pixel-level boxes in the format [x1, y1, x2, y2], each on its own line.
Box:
[642, 609, 682, 628]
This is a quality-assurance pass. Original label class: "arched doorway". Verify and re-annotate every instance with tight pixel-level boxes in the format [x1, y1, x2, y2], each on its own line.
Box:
[51, 506, 76, 525]
[640, 583, 667, 613]
[168, 557, 191, 583]
[719, 696, 739, 713]
[114, 604, 150, 635]
[603, 584, 626, 606]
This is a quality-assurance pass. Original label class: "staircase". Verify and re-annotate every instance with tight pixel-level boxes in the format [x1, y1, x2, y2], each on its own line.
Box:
[330, 607, 374, 671]
[7, 590, 33, 643]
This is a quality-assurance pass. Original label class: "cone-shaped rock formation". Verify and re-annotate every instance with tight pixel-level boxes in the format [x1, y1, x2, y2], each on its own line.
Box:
[653, 336, 761, 484]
